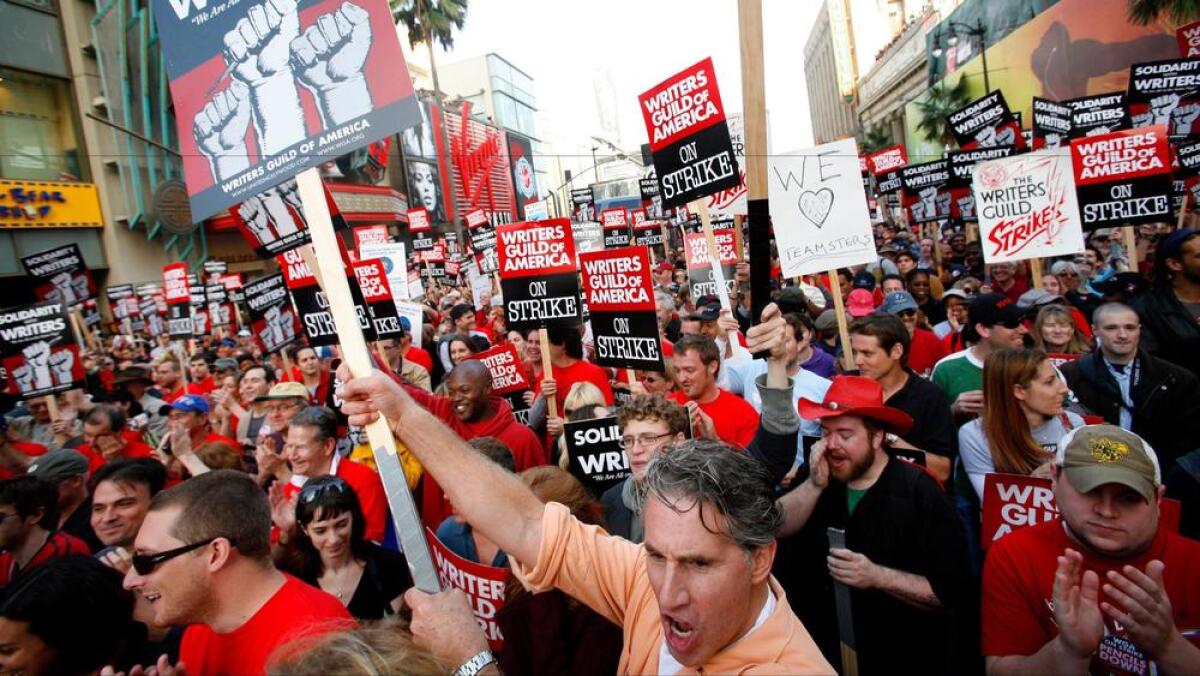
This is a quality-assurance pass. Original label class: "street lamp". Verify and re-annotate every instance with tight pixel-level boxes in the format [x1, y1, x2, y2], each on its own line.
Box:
[930, 18, 990, 93]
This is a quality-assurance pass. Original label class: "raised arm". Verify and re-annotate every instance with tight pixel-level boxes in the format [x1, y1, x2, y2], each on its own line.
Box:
[338, 366, 545, 565]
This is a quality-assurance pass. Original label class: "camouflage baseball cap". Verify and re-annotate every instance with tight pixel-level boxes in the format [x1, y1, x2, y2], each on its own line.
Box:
[1055, 424, 1160, 503]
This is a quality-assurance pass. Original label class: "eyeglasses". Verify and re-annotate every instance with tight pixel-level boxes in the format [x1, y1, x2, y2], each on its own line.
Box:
[618, 432, 674, 450]
[131, 537, 233, 575]
[997, 319, 1024, 330]
[264, 401, 304, 414]
[897, 309, 918, 318]
[299, 477, 351, 504]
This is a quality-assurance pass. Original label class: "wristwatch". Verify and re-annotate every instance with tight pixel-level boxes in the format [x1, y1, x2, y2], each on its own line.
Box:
[453, 650, 496, 676]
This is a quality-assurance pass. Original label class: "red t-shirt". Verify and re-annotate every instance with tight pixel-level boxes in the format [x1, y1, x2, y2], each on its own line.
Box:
[162, 382, 211, 404]
[79, 439, 155, 474]
[0, 441, 47, 480]
[282, 458, 388, 543]
[983, 518, 1200, 673]
[538, 359, 615, 413]
[0, 531, 90, 585]
[191, 376, 216, 396]
[404, 346, 434, 375]
[668, 389, 760, 449]
[180, 574, 353, 675]
[908, 328, 948, 377]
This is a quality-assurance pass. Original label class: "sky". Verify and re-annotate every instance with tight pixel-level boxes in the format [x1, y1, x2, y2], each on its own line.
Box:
[416, 0, 823, 166]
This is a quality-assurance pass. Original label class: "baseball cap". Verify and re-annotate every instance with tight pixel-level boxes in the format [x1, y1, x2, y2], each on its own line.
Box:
[237, 328, 252, 337]
[27, 449, 89, 482]
[214, 358, 240, 372]
[449, 304, 474, 321]
[968, 293, 1025, 329]
[1055, 424, 1160, 503]
[254, 381, 309, 403]
[815, 309, 839, 332]
[217, 338, 237, 347]
[655, 261, 674, 273]
[1016, 288, 1065, 309]
[852, 271, 876, 290]
[879, 291, 918, 315]
[170, 395, 210, 414]
[941, 288, 969, 304]
[847, 288, 875, 318]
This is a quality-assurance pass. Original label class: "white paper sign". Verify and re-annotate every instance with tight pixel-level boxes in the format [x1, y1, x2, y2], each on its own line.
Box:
[768, 138, 877, 277]
[973, 149, 1085, 264]
[359, 242, 410, 302]
[465, 260, 493, 311]
[395, 301, 425, 348]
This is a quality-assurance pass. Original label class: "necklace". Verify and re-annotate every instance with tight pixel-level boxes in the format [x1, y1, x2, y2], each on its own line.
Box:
[324, 561, 362, 601]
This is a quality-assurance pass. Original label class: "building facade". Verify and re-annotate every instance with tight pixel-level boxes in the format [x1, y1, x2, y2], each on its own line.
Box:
[804, 0, 861, 144]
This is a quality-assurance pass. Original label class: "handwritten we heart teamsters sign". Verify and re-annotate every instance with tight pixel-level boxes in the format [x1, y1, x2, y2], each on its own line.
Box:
[768, 138, 877, 279]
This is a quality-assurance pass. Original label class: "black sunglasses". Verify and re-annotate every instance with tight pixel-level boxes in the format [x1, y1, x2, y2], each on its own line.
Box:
[299, 477, 351, 504]
[132, 537, 234, 575]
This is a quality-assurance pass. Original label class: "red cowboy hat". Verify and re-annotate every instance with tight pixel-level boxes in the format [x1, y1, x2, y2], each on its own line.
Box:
[798, 376, 914, 435]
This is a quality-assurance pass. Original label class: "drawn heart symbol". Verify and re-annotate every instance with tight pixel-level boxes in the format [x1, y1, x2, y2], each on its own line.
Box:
[798, 188, 834, 229]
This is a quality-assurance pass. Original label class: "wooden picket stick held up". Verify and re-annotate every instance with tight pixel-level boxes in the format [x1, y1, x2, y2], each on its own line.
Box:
[738, 0, 772, 325]
[1179, 192, 1190, 229]
[294, 168, 441, 593]
[1122, 226, 1138, 270]
[1029, 258, 1044, 289]
[538, 328, 558, 419]
[689, 199, 741, 349]
[280, 347, 292, 377]
[827, 270, 856, 372]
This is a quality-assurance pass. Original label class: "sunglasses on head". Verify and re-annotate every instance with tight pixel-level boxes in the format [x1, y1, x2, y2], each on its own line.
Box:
[299, 477, 351, 504]
[132, 537, 234, 576]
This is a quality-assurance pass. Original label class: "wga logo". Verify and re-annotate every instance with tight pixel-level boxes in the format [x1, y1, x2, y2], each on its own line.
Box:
[165, 0, 207, 20]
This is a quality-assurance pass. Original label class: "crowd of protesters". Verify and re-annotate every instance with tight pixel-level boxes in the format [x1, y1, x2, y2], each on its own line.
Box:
[0, 221, 1198, 675]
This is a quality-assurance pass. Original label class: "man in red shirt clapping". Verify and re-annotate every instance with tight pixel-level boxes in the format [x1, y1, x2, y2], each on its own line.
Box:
[668, 335, 759, 449]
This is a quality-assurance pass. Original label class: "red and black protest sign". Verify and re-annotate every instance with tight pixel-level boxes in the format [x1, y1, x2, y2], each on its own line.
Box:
[426, 530, 508, 650]
[162, 262, 192, 339]
[601, 208, 632, 249]
[683, 230, 738, 302]
[279, 248, 375, 346]
[948, 91, 1027, 151]
[1175, 139, 1200, 209]
[980, 473, 1057, 549]
[948, 146, 1015, 222]
[570, 187, 596, 223]
[352, 225, 389, 254]
[418, 241, 448, 280]
[639, 177, 664, 219]
[21, 244, 96, 306]
[867, 145, 907, 177]
[106, 284, 138, 321]
[0, 301, 85, 399]
[202, 260, 227, 281]
[204, 283, 234, 328]
[1066, 93, 1130, 139]
[639, 58, 741, 209]
[219, 273, 244, 303]
[1127, 58, 1200, 138]
[564, 416, 629, 496]
[1070, 125, 1173, 229]
[1179, 21, 1200, 58]
[229, 178, 311, 258]
[465, 343, 530, 396]
[352, 259, 404, 340]
[407, 207, 432, 233]
[466, 208, 495, 253]
[633, 210, 664, 247]
[496, 219, 582, 331]
[580, 247, 663, 372]
[1032, 97, 1072, 150]
[899, 160, 951, 223]
[244, 273, 297, 354]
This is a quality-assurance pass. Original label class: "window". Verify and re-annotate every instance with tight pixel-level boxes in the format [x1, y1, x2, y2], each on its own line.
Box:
[0, 69, 83, 181]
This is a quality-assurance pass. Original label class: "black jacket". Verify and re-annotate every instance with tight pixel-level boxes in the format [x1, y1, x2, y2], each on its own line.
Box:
[1131, 287, 1200, 378]
[1060, 350, 1200, 468]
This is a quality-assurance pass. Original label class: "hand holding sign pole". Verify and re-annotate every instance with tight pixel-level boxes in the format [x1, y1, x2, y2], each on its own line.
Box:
[295, 167, 439, 593]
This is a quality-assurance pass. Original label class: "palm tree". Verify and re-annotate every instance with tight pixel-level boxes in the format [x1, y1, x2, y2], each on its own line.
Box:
[861, 125, 893, 154]
[1127, 0, 1200, 25]
[914, 77, 972, 149]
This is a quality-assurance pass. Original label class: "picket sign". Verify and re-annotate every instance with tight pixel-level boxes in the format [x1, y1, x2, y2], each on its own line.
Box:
[738, 0, 771, 324]
[1030, 258, 1044, 288]
[688, 199, 740, 348]
[295, 168, 440, 593]
[538, 330, 557, 419]
[827, 271, 856, 372]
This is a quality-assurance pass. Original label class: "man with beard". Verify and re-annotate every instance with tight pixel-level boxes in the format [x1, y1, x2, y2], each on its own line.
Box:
[1132, 229, 1200, 377]
[401, 360, 545, 529]
[293, 347, 333, 406]
[775, 376, 973, 673]
[122, 470, 352, 674]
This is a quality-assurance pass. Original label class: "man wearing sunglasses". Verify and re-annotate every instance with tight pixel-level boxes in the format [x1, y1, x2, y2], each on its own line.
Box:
[123, 470, 352, 674]
[932, 293, 1028, 421]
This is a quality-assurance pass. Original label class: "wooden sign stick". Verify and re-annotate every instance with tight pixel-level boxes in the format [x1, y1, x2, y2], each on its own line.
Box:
[690, 199, 740, 348]
[1179, 192, 1190, 229]
[280, 347, 293, 377]
[1122, 226, 1138, 269]
[295, 168, 441, 593]
[827, 270, 856, 372]
[1030, 258, 1044, 289]
[538, 328, 558, 419]
[738, 0, 771, 325]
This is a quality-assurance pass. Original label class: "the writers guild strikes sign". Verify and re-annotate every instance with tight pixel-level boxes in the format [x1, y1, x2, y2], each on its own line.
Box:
[21, 244, 96, 306]
[564, 416, 630, 496]
[279, 248, 375, 346]
[601, 208, 632, 249]
[1032, 97, 1072, 150]
[1179, 21, 1200, 58]
[407, 207, 431, 233]
[496, 219, 581, 332]
[425, 530, 507, 651]
[244, 273, 296, 353]
[980, 474, 1058, 549]
[1070, 125, 1172, 229]
[867, 144, 907, 178]
[351, 259, 404, 339]
[947, 91, 1028, 151]
[1126, 59, 1200, 138]
[151, 0, 421, 221]
[973, 150, 1085, 264]
[899, 159, 952, 224]
[465, 344, 530, 396]
[579, 247, 664, 372]
[1066, 93, 1130, 139]
[948, 146, 1015, 224]
[639, 57, 741, 209]
[683, 230, 738, 303]
[229, 178, 310, 257]
[162, 262, 193, 339]
[768, 138, 877, 278]
[0, 301, 86, 399]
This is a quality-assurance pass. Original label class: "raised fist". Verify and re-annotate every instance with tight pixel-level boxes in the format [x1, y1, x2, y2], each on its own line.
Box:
[1085, 125, 1111, 137]
[994, 126, 1016, 146]
[1149, 93, 1180, 126]
[70, 274, 90, 301]
[974, 126, 998, 148]
[22, 342, 52, 390]
[48, 350, 74, 385]
[224, 0, 300, 86]
[1043, 132, 1062, 149]
[957, 195, 976, 220]
[1131, 111, 1152, 128]
[50, 272, 76, 305]
[279, 309, 296, 341]
[260, 187, 300, 236]
[11, 364, 33, 394]
[238, 195, 273, 244]
[278, 178, 303, 212]
[935, 190, 952, 218]
[1172, 103, 1200, 136]
[290, 2, 374, 125]
[918, 186, 938, 216]
[910, 201, 927, 221]
[194, 81, 252, 180]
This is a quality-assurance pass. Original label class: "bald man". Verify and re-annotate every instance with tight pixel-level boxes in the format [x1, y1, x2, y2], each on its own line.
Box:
[401, 361, 546, 528]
